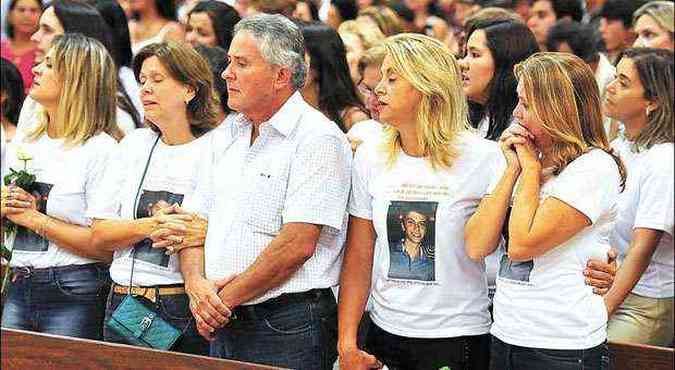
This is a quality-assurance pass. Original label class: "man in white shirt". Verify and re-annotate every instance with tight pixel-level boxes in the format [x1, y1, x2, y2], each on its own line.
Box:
[172, 14, 352, 370]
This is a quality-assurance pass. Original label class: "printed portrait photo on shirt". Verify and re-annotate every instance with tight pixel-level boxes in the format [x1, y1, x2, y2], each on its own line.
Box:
[132, 190, 184, 267]
[13, 182, 53, 252]
[386, 201, 437, 282]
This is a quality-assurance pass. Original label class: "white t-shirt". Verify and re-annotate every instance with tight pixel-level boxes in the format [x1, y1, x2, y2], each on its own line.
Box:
[491, 149, 621, 350]
[89, 129, 214, 286]
[347, 119, 383, 145]
[611, 138, 674, 298]
[349, 132, 503, 338]
[6, 130, 118, 268]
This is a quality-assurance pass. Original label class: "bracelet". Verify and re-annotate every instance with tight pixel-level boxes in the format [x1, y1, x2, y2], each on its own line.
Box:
[36, 216, 54, 238]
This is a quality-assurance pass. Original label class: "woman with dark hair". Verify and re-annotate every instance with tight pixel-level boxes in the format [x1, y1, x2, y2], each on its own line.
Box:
[128, 0, 184, 55]
[89, 41, 220, 355]
[94, 0, 143, 127]
[185, 0, 240, 51]
[459, 18, 540, 140]
[300, 22, 369, 132]
[18, 0, 137, 135]
[604, 48, 674, 346]
[327, 0, 359, 29]
[1, 0, 43, 94]
[293, 0, 320, 22]
[1, 57, 25, 171]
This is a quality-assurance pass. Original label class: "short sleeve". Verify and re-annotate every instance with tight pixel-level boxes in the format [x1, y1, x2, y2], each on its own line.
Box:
[282, 134, 352, 231]
[347, 144, 373, 220]
[634, 146, 674, 236]
[549, 151, 620, 223]
[84, 137, 122, 221]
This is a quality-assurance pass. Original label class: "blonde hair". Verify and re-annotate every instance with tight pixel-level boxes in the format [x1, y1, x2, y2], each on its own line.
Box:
[358, 6, 403, 36]
[634, 1, 674, 34]
[338, 19, 386, 51]
[358, 44, 386, 77]
[29, 34, 121, 145]
[381, 33, 469, 170]
[514, 52, 626, 187]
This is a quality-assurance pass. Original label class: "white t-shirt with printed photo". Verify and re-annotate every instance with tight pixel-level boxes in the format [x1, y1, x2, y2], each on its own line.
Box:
[491, 149, 622, 350]
[348, 132, 503, 338]
[611, 138, 674, 298]
[6, 130, 119, 268]
[89, 128, 214, 287]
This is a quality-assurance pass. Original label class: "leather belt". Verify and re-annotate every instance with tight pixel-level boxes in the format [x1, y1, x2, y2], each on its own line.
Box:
[112, 283, 185, 303]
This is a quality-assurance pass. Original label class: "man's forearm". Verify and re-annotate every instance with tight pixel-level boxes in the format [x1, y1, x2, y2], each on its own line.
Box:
[217, 224, 321, 308]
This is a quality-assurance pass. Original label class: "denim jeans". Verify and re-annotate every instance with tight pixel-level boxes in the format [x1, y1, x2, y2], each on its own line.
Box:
[210, 288, 338, 370]
[1, 263, 110, 340]
[490, 336, 610, 370]
[365, 322, 491, 370]
[103, 288, 208, 356]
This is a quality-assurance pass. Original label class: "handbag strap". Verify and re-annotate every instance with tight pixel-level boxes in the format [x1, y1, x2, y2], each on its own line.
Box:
[128, 135, 161, 295]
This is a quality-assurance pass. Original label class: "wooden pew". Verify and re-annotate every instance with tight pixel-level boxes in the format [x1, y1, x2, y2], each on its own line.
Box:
[1, 328, 287, 370]
[609, 341, 674, 370]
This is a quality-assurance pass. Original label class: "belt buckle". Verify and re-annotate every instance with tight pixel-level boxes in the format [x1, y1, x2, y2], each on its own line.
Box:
[130, 286, 157, 303]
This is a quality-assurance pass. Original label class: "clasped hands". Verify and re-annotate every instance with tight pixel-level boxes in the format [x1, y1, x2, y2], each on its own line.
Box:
[498, 122, 541, 174]
[147, 205, 237, 339]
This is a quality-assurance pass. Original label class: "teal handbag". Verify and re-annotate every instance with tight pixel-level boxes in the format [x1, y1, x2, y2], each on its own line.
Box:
[104, 136, 182, 351]
[106, 294, 182, 350]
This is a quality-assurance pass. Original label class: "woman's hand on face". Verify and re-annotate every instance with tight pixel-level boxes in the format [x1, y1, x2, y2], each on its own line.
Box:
[1, 185, 37, 218]
[499, 135, 526, 174]
[500, 122, 535, 142]
[513, 137, 541, 173]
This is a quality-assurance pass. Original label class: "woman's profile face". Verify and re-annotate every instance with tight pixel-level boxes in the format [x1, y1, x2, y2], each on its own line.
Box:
[31, 6, 64, 62]
[139, 56, 194, 127]
[29, 48, 62, 107]
[185, 12, 217, 48]
[459, 30, 495, 105]
[374, 55, 422, 129]
[633, 15, 674, 50]
[513, 81, 550, 150]
[604, 57, 650, 124]
[341, 31, 365, 84]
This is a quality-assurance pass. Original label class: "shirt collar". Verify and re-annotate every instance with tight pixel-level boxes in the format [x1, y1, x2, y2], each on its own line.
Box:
[231, 91, 306, 138]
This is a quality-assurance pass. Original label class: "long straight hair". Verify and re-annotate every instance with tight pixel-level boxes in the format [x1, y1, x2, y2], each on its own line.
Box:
[515, 52, 626, 187]
[29, 34, 121, 144]
[381, 33, 469, 170]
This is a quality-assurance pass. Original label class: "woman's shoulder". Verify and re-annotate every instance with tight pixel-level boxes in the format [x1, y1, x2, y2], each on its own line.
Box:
[119, 128, 157, 148]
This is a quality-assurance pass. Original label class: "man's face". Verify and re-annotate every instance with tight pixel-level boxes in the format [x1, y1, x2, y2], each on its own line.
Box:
[402, 211, 428, 244]
[31, 6, 64, 63]
[222, 31, 280, 116]
[527, 0, 557, 46]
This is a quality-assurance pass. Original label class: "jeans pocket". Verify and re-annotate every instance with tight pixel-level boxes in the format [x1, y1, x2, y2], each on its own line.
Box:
[533, 347, 583, 366]
[263, 303, 313, 335]
[55, 268, 108, 299]
[158, 294, 192, 321]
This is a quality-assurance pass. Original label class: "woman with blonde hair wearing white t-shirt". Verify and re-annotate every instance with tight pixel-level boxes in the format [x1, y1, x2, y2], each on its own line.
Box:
[87, 41, 220, 355]
[0, 33, 120, 339]
[603, 47, 674, 346]
[339, 33, 501, 370]
[466, 52, 626, 369]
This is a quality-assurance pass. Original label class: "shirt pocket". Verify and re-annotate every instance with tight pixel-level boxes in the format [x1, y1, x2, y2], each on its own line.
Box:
[244, 166, 288, 235]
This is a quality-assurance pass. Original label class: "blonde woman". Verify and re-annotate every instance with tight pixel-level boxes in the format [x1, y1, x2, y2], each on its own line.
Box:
[604, 48, 674, 346]
[0, 33, 120, 339]
[465, 52, 625, 369]
[339, 33, 499, 370]
[88, 41, 220, 355]
[338, 19, 385, 84]
[633, 1, 674, 50]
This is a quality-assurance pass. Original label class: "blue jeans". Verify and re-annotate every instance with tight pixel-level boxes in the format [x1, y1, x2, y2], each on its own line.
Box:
[210, 288, 338, 370]
[1, 263, 110, 340]
[490, 336, 610, 370]
[103, 288, 208, 355]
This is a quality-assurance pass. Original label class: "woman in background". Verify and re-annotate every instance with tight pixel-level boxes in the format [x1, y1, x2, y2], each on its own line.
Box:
[1, 0, 43, 94]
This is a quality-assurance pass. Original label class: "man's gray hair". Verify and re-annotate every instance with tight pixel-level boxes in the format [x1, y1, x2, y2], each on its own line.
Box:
[234, 14, 306, 90]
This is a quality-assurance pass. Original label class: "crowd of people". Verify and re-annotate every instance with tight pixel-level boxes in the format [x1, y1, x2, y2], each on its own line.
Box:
[0, 1, 673, 369]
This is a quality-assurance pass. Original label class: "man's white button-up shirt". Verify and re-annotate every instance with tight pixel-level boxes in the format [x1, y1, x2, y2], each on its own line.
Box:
[184, 92, 353, 305]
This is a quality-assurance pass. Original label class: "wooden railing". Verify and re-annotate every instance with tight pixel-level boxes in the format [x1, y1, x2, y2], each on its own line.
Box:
[1, 328, 287, 370]
[608, 340, 674, 370]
